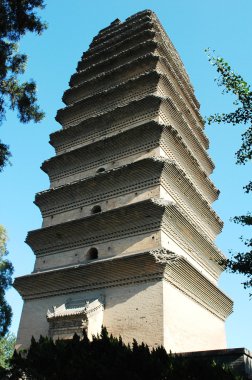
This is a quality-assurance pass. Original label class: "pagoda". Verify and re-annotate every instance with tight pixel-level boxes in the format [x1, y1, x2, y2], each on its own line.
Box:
[14, 10, 233, 352]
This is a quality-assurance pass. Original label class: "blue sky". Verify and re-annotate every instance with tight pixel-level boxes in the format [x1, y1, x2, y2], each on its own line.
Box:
[0, 0, 251, 349]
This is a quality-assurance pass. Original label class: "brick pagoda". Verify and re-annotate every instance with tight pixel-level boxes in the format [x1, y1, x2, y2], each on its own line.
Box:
[14, 10, 233, 352]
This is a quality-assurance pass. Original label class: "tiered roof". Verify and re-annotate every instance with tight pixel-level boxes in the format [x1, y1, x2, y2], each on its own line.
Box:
[14, 9, 232, 319]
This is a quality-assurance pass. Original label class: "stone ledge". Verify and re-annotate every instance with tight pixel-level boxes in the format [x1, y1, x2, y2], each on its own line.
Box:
[91, 12, 153, 46]
[50, 95, 161, 148]
[36, 156, 222, 238]
[78, 29, 157, 72]
[14, 251, 165, 299]
[14, 249, 232, 320]
[26, 198, 224, 279]
[82, 10, 195, 107]
[70, 40, 157, 87]
[84, 19, 154, 58]
[63, 63, 210, 172]
[71, 38, 199, 121]
[64, 53, 159, 105]
[56, 71, 160, 127]
[44, 121, 217, 204]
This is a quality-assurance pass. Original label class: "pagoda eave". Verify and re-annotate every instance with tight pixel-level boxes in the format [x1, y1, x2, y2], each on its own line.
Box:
[14, 250, 232, 320]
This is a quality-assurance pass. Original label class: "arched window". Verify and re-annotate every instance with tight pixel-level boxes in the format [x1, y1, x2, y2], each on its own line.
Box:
[87, 247, 98, 260]
[91, 205, 102, 214]
[96, 167, 105, 173]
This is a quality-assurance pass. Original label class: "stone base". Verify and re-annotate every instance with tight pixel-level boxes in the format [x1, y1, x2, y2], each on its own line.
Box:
[181, 348, 252, 379]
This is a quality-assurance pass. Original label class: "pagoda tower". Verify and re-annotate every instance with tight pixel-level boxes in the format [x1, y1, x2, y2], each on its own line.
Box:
[14, 10, 233, 353]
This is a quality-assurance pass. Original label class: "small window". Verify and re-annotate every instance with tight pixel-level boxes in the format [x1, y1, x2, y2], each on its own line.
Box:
[91, 205, 101, 214]
[87, 247, 98, 260]
[96, 167, 105, 173]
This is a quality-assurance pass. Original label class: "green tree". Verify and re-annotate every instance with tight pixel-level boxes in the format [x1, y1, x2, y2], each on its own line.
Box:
[0, 226, 13, 336]
[0, 332, 15, 369]
[206, 50, 252, 295]
[4, 329, 241, 379]
[0, 0, 47, 340]
[0, 0, 47, 172]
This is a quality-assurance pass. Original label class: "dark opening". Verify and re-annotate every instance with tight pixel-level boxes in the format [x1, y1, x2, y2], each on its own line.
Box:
[96, 167, 105, 173]
[91, 205, 102, 214]
[87, 247, 98, 260]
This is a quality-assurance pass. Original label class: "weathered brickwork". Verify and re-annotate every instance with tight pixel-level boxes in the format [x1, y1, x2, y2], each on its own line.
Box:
[14, 9, 233, 352]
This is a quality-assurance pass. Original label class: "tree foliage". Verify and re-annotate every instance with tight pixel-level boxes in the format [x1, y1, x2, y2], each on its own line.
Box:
[0, 226, 13, 337]
[0, 0, 47, 172]
[0, 332, 15, 369]
[206, 49, 252, 295]
[0, 328, 242, 379]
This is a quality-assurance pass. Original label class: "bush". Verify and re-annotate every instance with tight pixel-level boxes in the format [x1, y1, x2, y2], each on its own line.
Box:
[2, 328, 242, 380]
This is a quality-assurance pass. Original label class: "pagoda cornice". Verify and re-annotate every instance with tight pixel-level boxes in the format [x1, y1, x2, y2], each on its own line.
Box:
[160, 159, 222, 237]
[26, 198, 224, 279]
[97, 10, 154, 37]
[78, 28, 157, 71]
[65, 54, 207, 152]
[80, 13, 197, 111]
[13, 250, 232, 321]
[161, 125, 218, 204]
[50, 95, 162, 153]
[72, 40, 201, 124]
[58, 79, 209, 175]
[63, 53, 159, 106]
[43, 120, 163, 179]
[83, 18, 155, 58]
[14, 252, 165, 300]
[79, 33, 198, 124]
[57, 77, 212, 178]
[70, 40, 157, 86]
[36, 157, 222, 239]
[156, 63, 206, 145]
[151, 13, 194, 96]
[89, 13, 153, 48]
[96, 17, 122, 36]
[43, 122, 219, 204]
[159, 94, 212, 174]
[51, 98, 206, 161]
[84, 11, 194, 105]
[56, 71, 160, 128]
[152, 249, 232, 320]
